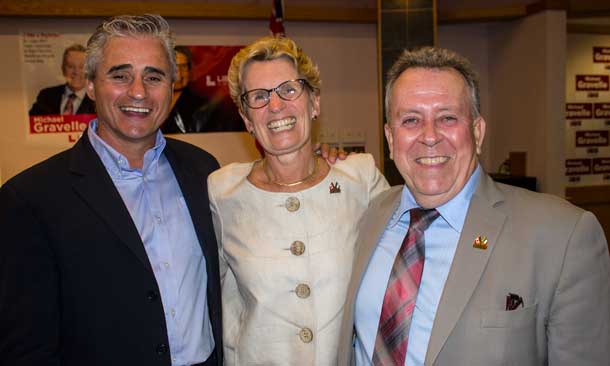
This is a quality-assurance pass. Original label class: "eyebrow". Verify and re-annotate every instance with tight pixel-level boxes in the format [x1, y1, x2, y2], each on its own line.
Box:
[144, 66, 166, 77]
[107, 64, 132, 74]
[106, 64, 167, 77]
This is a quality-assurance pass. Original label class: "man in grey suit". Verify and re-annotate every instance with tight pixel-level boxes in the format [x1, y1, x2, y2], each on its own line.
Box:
[338, 47, 609, 365]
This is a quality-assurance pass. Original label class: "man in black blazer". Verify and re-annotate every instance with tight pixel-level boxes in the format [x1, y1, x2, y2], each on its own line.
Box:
[29, 43, 96, 116]
[0, 15, 222, 366]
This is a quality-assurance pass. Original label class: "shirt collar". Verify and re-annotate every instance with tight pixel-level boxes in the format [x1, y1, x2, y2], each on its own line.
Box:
[388, 164, 482, 233]
[64, 85, 87, 100]
[87, 119, 166, 178]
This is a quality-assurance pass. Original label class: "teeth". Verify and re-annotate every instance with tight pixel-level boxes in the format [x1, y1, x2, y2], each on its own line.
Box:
[417, 156, 449, 165]
[120, 106, 151, 113]
[267, 117, 296, 131]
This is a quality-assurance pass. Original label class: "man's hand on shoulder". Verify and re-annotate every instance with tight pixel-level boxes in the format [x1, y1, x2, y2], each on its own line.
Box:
[315, 143, 348, 165]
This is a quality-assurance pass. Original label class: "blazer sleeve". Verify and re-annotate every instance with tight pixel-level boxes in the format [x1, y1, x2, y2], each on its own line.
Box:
[547, 211, 610, 365]
[362, 154, 389, 203]
[0, 183, 60, 366]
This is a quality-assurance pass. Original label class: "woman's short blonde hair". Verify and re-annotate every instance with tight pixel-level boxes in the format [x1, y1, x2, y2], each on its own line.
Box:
[228, 36, 320, 113]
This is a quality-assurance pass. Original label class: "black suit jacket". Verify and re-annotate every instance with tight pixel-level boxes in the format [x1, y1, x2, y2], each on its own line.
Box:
[29, 84, 96, 115]
[0, 133, 222, 366]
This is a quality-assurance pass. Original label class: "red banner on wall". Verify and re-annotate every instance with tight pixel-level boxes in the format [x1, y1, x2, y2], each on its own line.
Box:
[592, 157, 610, 174]
[565, 159, 592, 176]
[593, 103, 610, 119]
[29, 114, 94, 134]
[183, 45, 245, 132]
[576, 75, 609, 91]
[566, 103, 593, 119]
[593, 47, 610, 64]
[575, 130, 609, 148]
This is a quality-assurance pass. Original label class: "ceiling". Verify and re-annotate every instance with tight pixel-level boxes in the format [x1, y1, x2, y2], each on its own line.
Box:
[1, 0, 610, 28]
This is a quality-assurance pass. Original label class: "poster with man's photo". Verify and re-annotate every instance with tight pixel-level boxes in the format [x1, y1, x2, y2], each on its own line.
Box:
[21, 33, 245, 146]
[162, 45, 245, 135]
[22, 32, 93, 146]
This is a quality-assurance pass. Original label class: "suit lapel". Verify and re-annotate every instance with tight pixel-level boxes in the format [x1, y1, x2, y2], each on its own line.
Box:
[342, 186, 403, 354]
[163, 142, 214, 262]
[425, 174, 506, 365]
[69, 133, 153, 272]
[351, 186, 403, 296]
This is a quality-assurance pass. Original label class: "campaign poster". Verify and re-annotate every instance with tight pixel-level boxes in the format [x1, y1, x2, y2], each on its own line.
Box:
[21, 32, 93, 146]
[21, 35, 246, 146]
[162, 45, 245, 134]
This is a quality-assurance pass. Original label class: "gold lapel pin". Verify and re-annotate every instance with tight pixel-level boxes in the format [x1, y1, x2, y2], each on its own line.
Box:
[473, 235, 489, 250]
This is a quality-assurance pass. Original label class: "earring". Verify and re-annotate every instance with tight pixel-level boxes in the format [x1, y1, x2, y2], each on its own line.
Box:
[249, 130, 256, 137]
[312, 115, 318, 121]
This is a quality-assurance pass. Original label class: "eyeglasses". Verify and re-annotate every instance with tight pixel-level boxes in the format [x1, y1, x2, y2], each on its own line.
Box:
[241, 79, 310, 109]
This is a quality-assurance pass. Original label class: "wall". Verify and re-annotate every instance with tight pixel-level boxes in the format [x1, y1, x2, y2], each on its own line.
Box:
[565, 32, 610, 186]
[489, 10, 566, 196]
[0, 12, 572, 197]
[438, 10, 567, 196]
[564, 32, 610, 242]
[438, 22, 492, 172]
[0, 17, 379, 183]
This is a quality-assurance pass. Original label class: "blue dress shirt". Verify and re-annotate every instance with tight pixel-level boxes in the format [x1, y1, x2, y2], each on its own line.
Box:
[354, 166, 481, 366]
[88, 121, 214, 366]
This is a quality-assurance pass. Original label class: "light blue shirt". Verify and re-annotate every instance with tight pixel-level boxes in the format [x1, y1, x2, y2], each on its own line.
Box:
[88, 121, 214, 366]
[354, 166, 481, 366]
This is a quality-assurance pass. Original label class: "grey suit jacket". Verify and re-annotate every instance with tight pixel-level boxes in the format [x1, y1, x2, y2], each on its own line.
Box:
[338, 173, 610, 366]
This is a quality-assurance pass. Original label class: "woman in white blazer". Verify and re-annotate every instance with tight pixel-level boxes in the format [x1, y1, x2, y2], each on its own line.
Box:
[208, 36, 389, 365]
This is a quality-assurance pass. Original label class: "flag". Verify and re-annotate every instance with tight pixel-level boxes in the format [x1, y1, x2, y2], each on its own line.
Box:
[269, 0, 285, 36]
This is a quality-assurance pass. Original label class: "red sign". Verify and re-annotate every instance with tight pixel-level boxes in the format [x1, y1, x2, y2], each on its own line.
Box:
[576, 75, 609, 91]
[565, 159, 591, 176]
[566, 103, 593, 119]
[29, 114, 94, 134]
[594, 103, 610, 119]
[593, 157, 610, 174]
[189, 45, 243, 99]
[185, 45, 245, 132]
[593, 47, 610, 63]
[575, 130, 609, 147]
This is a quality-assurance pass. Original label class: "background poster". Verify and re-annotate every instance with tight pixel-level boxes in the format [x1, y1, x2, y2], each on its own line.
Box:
[21, 36, 246, 147]
[162, 45, 245, 134]
[21, 32, 92, 146]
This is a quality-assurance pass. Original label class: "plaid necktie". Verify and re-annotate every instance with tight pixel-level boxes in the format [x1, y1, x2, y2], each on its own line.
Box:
[372, 208, 440, 366]
[63, 93, 76, 115]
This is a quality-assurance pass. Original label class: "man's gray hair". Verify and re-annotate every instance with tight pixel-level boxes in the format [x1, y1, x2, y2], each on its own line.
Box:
[85, 14, 176, 81]
[385, 46, 481, 121]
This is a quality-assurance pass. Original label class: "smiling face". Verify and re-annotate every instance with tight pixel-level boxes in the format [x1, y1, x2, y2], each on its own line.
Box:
[240, 58, 320, 157]
[385, 67, 485, 208]
[86, 36, 173, 153]
[63, 50, 86, 92]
